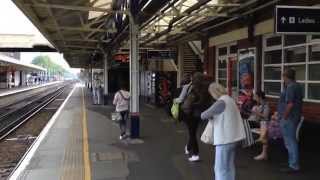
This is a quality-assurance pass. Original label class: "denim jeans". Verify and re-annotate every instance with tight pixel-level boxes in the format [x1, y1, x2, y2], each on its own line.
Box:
[280, 118, 300, 170]
[93, 87, 101, 104]
[214, 142, 237, 180]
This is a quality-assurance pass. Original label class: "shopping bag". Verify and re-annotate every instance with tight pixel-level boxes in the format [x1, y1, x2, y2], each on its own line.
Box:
[201, 120, 214, 145]
[171, 102, 180, 121]
[242, 118, 255, 148]
[111, 112, 122, 122]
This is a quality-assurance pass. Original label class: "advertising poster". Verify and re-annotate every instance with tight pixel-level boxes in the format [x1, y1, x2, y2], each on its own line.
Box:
[238, 49, 256, 109]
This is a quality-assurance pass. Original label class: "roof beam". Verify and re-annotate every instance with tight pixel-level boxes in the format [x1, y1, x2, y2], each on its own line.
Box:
[24, 3, 112, 13]
[62, 45, 100, 49]
[65, 50, 100, 54]
[78, 13, 87, 41]
[41, 0, 66, 50]
[85, 20, 107, 39]
[206, 3, 241, 7]
[44, 25, 114, 33]
[47, 0, 90, 20]
[54, 38, 110, 43]
[13, 0, 60, 51]
[90, 0, 100, 6]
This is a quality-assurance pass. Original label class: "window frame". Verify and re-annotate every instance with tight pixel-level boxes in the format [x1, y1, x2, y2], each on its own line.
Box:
[216, 42, 238, 90]
[262, 34, 320, 102]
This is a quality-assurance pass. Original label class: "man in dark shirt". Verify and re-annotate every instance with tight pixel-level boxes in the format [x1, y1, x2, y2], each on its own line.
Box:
[278, 69, 303, 173]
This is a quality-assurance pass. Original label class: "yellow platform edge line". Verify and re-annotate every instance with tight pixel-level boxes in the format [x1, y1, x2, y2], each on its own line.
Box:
[82, 87, 92, 180]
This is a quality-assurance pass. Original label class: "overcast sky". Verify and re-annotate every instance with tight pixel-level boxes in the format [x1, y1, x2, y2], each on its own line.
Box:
[0, 0, 79, 74]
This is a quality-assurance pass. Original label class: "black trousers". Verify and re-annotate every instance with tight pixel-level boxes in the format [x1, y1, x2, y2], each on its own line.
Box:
[183, 113, 200, 156]
[119, 111, 129, 136]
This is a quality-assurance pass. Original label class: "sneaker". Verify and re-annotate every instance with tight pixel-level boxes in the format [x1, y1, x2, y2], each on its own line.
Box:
[119, 135, 124, 140]
[280, 167, 300, 174]
[254, 154, 268, 161]
[188, 155, 200, 162]
[185, 145, 189, 155]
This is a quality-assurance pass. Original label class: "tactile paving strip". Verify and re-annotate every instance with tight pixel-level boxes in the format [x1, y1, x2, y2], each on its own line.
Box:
[60, 114, 84, 180]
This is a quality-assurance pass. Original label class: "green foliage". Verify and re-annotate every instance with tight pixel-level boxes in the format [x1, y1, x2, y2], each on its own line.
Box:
[31, 55, 68, 75]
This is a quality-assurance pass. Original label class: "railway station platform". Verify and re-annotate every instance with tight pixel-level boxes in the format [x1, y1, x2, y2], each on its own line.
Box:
[9, 85, 320, 180]
[0, 81, 62, 97]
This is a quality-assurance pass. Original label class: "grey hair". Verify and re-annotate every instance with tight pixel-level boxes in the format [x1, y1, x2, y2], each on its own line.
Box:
[208, 83, 227, 100]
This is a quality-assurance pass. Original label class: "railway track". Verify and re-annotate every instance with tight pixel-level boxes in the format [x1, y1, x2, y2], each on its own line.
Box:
[0, 84, 68, 141]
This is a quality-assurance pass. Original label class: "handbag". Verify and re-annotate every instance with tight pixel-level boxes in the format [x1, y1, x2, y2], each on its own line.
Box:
[171, 102, 180, 121]
[111, 112, 122, 122]
[201, 120, 214, 145]
[242, 118, 255, 148]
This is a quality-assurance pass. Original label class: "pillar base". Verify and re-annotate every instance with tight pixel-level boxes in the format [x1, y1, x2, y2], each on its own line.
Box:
[130, 113, 140, 139]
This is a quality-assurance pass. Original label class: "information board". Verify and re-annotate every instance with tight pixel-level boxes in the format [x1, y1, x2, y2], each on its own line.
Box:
[275, 6, 320, 34]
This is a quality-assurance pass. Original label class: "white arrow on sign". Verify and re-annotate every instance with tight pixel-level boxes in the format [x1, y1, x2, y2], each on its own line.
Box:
[281, 16, 287, 23]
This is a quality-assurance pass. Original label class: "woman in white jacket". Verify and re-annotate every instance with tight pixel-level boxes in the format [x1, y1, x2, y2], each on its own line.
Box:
[201, 83, 246, 180]
[113, 84, 130, 140]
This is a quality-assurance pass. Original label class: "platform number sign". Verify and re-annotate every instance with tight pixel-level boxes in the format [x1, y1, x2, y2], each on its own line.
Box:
[275, 6, 320, 34]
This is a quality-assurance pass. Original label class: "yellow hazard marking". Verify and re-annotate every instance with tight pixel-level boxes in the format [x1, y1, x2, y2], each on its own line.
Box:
[82, 88, 92, 180]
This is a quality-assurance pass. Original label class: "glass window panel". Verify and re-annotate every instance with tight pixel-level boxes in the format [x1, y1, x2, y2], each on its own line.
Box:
[310, 44, 320, 62]
[230, 45, 237, 54]
[284, 46, 306, 63]
[219, 80, 227, 87]
[284, 35, 306, 46]
[264, 82, 281, 96]
[264, 50, 282, 64]
[309, 64, 320, 81]
[232, 64, 237, 87]
[266, 36, 282, 47]
[218, 59, 227, 68]
[264, 67, 281, 80]
[218, 47, 227, 56]
[218, 70, 227, 79]
[308, 83, 320, 100]
[284, 65, 306, 81]
[312, 35, 320, 40]
[296, 83, 306, 99]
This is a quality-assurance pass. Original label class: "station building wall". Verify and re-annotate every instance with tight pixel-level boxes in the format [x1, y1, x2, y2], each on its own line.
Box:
[203, 0, 320, 123]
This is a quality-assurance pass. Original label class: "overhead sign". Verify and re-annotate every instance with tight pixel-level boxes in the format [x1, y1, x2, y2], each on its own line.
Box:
[275, 6, 320, 34]
[113, 54, 129, 63]
[147, 50, 176, 60]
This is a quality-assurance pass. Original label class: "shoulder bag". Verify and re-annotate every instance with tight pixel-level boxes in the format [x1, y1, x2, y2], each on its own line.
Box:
[201, 120, 214, 145]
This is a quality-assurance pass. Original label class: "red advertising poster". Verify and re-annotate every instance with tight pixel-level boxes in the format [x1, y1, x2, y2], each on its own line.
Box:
[237, 49, 256, 117]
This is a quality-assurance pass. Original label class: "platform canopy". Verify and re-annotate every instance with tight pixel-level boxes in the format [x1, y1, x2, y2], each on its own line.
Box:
[0, 54, 46, 72]
[12, 0, 277, 68]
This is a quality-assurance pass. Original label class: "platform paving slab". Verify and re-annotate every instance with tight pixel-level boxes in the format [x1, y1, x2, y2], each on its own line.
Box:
[85, 88, 320, 180]
[10, 87, 320, 180]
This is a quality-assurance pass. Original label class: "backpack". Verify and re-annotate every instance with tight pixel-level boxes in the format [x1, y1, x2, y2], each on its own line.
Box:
[181, 81, 213, 118]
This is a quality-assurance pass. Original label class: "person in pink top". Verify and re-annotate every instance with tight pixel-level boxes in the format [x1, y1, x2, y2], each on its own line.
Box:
[113, 83, 130, 140]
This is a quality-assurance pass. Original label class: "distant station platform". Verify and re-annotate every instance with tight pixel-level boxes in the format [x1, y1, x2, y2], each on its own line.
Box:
[0, 81, 62, 97]
[8, 85, 320, 180]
